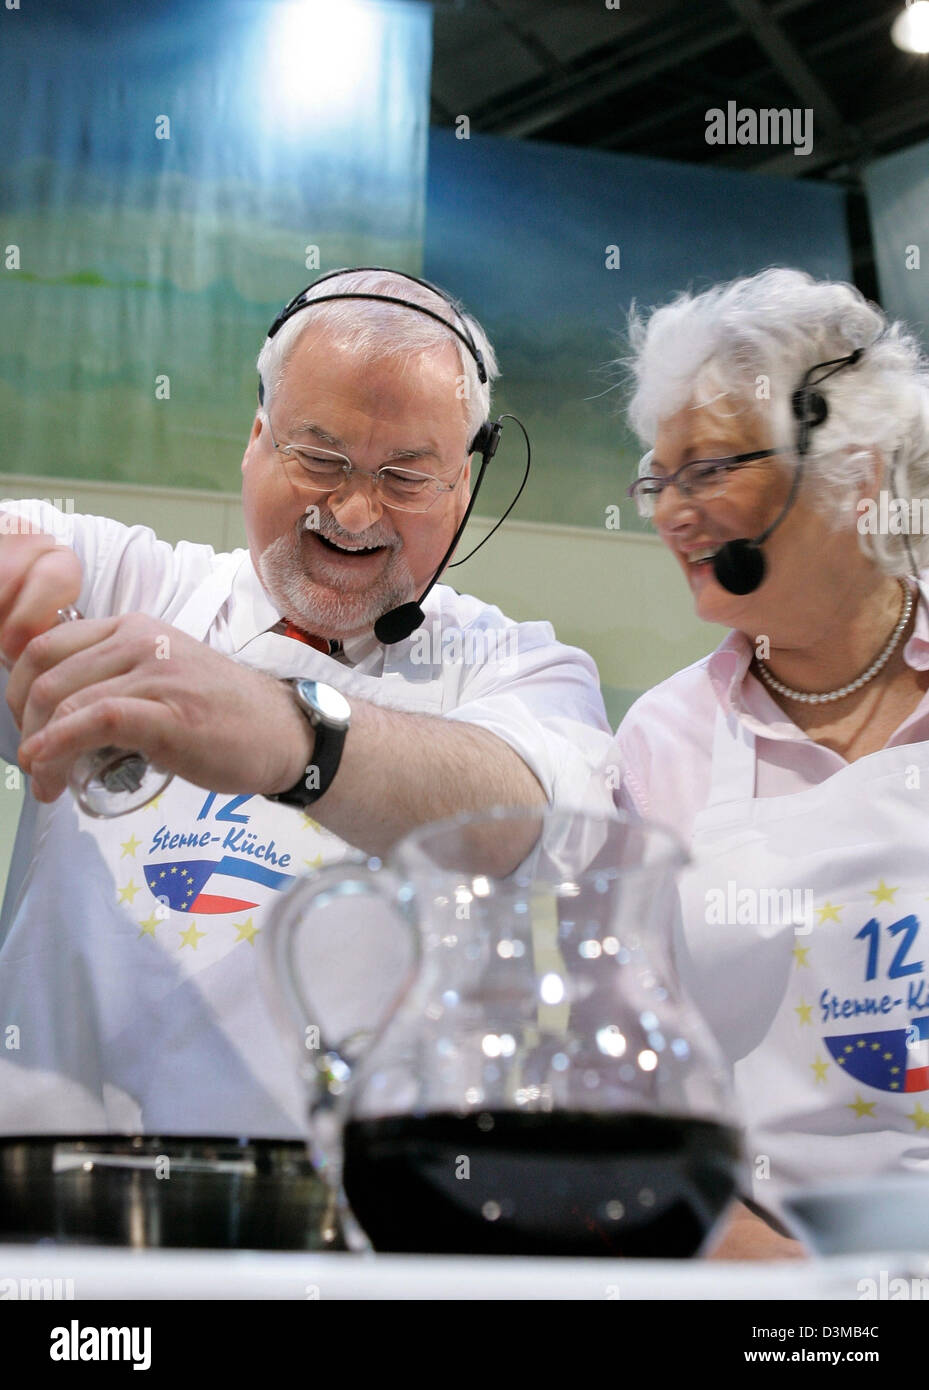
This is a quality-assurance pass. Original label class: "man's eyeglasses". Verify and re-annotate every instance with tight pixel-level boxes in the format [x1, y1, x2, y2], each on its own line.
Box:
[627, 448, 786, 519]
[263, 412, 467, 514]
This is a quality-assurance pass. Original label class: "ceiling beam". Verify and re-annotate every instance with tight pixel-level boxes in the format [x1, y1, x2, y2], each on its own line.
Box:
[486, 15, 742, 136]
[590, 70, 776, 150]
[723, 0, 849, 143]
[590, 8, 896, 159]
[748, 92, 929, 176]
[480, 0, 817, 137]
[479, 0, 565, 77]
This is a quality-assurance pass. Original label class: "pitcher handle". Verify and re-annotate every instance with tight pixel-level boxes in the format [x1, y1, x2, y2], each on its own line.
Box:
[258, 860, 420, 1111]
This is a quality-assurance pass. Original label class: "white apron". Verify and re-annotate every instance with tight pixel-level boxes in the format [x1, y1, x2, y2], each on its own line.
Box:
[0, 556, 440, 1137]
[677, 705, 929, 1216]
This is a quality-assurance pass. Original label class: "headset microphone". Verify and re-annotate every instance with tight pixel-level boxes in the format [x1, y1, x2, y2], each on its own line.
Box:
[711, 537, 767, 596]
[711, 349, 864, 596]
[711, 463, 804, 595]
[373, 420, 503, 644]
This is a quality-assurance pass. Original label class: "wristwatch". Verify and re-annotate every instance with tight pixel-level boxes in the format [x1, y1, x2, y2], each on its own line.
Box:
[267, 678, 351, 809]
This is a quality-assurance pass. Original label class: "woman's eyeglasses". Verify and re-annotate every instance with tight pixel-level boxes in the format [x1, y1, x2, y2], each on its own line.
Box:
[627, 448, 786, 519]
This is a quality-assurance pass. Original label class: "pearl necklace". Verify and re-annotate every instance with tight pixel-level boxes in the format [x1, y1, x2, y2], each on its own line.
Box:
[754, 578, 914, 705]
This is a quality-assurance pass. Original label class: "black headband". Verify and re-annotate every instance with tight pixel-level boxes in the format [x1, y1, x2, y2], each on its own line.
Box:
[263, 266, 488, 385]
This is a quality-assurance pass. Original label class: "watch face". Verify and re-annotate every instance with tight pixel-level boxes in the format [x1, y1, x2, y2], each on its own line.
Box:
[297, 679, 351, 729]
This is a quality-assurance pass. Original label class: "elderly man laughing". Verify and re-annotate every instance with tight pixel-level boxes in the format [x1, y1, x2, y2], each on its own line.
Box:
[0, 268, 610, 1136]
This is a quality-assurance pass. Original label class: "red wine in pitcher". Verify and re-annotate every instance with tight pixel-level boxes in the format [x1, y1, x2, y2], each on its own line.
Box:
[342, 1110, 740, 1257]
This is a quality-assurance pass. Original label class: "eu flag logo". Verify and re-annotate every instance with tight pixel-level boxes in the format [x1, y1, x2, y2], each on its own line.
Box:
[825, 1017, 929, 1092]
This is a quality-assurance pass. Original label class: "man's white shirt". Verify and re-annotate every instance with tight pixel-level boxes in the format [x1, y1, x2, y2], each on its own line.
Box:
[0, 502, 610, 1137]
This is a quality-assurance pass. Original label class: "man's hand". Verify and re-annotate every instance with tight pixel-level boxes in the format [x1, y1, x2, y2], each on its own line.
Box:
[0, 529, 83, 665]
[9, 613, 315, 802]
[7, 595, 548, 859]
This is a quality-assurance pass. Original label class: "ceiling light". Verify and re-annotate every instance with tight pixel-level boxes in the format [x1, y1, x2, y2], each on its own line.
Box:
[892, 1, 929, 54]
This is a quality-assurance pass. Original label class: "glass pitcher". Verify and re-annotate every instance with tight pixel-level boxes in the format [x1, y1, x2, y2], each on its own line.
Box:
[259, 806, 741, 1258]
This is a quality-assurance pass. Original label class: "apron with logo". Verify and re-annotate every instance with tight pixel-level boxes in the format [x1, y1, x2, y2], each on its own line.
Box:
[0, 555, 442, 1136]
[676, 704, 929, 1216]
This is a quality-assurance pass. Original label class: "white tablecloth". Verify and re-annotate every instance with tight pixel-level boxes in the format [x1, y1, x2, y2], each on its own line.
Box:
[0, 1246, 923, 1299]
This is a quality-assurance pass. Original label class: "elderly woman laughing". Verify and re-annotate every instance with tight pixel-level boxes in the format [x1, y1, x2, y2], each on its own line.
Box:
[605, 268, 929, 1257]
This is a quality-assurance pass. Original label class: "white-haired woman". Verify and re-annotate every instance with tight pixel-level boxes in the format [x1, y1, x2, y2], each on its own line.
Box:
[605, 268, 929, 1258]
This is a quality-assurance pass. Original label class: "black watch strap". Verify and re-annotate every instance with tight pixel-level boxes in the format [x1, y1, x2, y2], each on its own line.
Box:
[267, 679, 350, 809]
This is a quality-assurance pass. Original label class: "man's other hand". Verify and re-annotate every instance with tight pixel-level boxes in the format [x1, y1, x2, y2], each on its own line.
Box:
[0, 529, 83, 666]
[9, 612, 313, 802]
[706, 1201, 807, 1261]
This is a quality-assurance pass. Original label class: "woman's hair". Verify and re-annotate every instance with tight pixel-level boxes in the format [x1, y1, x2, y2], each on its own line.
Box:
[625, 267, 929, 574]
[256, 268, 498, 446]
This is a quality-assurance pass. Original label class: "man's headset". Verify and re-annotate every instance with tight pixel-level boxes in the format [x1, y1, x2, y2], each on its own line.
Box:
[258, 267, 530, 643]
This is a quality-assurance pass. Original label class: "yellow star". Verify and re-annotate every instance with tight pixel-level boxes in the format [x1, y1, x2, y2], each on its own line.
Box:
[138, 915, 160, 940]
[907, 1101, 929, 1131]
[147, 795, 163, 813]
[234, 918, 260, 946]
[304, 854, 324, 870]
[793, 945, 810, 967]
[871, 1042, 881, 1050]
[120, 834, 142, 859]
[844, 1044, 854, 1053]
[179, 921, 206, 950]
[118, 879, 141, 904]
[837, 1056, 846, 1065]
[301, 814, 322, 832]
[170, 866, 178, 875]
[810, 1055, 829, 1083]
[795, 1000, 813, 1025]
[890, 1066, 900, 1074]
[816, 900, 843, 924]
[869, 879, 898, 905]
[848, 1094, 877, 1119]
[857, 1039, 866, 1047]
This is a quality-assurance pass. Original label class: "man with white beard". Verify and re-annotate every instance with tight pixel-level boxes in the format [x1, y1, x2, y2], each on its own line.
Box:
[0, 268, 610, 1136]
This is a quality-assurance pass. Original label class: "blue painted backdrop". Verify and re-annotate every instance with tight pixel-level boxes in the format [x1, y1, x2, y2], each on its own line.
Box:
[864, 138, 929, 352]
[0, 0, 432, 489]
[424, 129, 853, 530]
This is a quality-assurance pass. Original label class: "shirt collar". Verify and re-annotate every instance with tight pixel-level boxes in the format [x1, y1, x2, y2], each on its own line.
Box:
[227, 551, 385, 667]
[903, 572, 929, 670]
[228, 553, 284, 653]
[707, 571, 929, 735]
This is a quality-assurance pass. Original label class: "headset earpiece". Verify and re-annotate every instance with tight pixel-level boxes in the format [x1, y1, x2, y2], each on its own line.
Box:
[791, 387, 828, 427]
[791, 386, 828, 458]
[469, 420, 494, 456]
[790, 346, 866, 457]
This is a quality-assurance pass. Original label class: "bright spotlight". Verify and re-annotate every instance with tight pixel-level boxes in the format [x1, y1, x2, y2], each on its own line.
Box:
[892, 1, 929, 54]
[266, 0, 382, 123]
